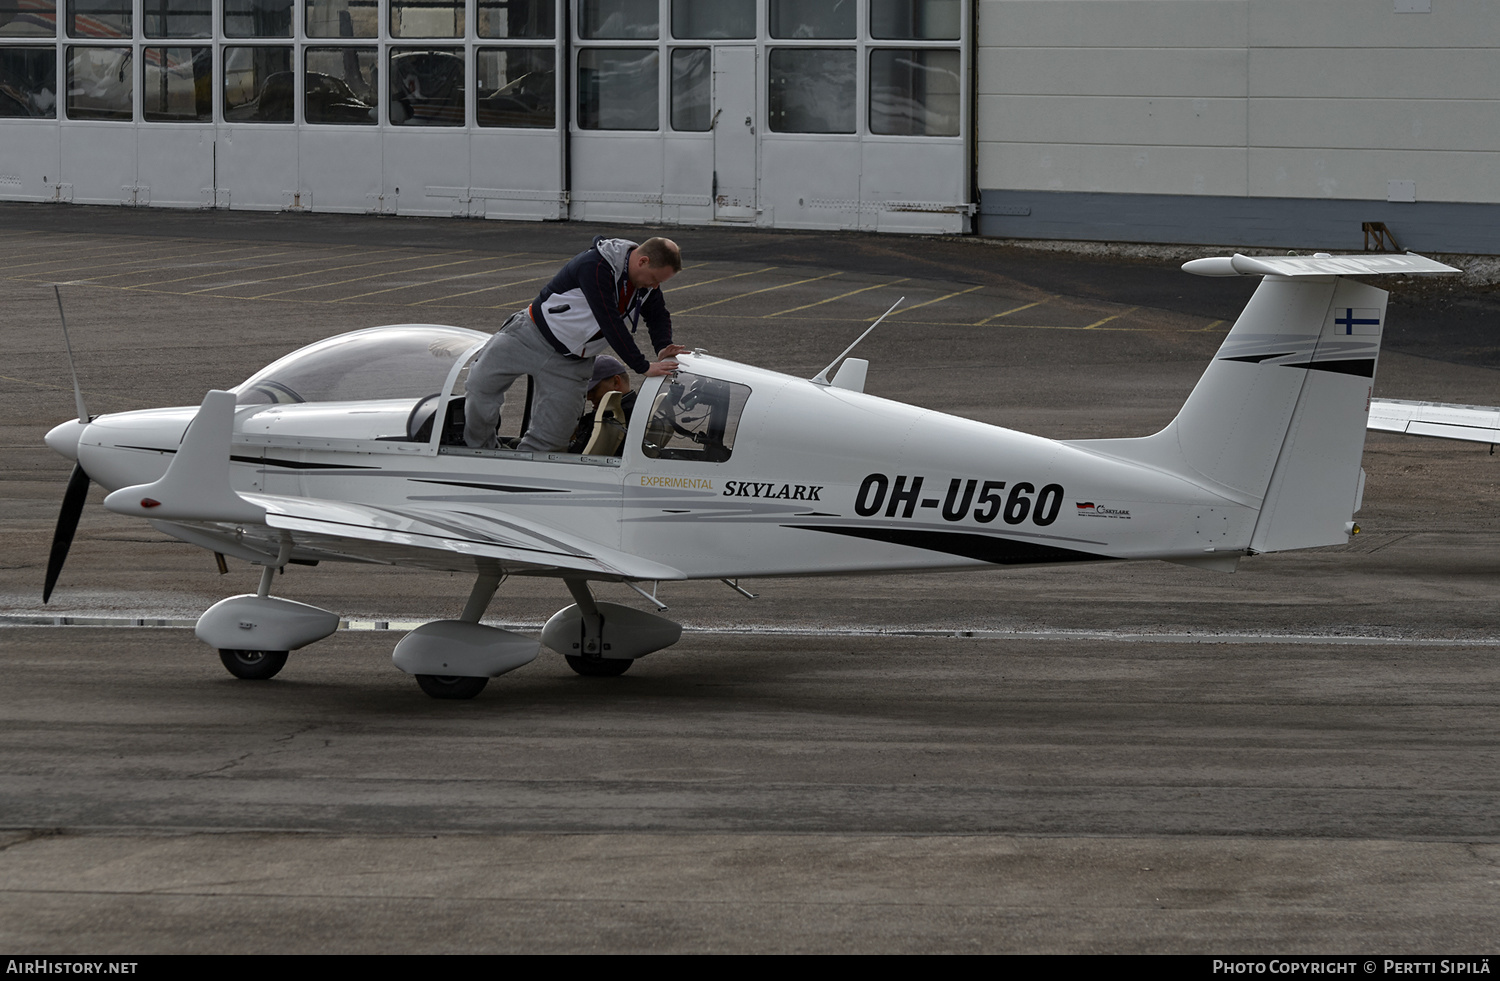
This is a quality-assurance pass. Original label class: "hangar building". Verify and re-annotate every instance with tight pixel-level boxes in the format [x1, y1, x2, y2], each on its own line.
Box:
[1, 0, 1494, 252]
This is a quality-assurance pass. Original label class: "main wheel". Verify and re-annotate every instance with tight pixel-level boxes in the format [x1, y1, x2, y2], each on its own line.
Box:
[415, 674, 489, 699]
[219, 649, 289, 680]
[565, 655, 633, 677]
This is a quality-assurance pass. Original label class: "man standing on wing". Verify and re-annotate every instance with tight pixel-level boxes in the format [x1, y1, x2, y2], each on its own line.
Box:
[464, 235, 688, 451]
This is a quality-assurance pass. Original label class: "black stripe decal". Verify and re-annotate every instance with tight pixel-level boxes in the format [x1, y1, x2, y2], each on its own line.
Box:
[233, 455, 375, 470]
[1220, 352, 1295, 364]
[409, 479, 567, 493]
[1282, 358, 1376, 378]
[121, 446, 377, 470]
[786, 525, 1113, 566]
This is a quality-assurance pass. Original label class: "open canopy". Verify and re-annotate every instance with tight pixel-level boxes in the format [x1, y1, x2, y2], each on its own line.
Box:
[233, 325, 488, 405]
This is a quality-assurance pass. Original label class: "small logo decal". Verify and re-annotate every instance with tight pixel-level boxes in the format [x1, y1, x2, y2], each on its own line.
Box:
[1076, 501, 1132, 519]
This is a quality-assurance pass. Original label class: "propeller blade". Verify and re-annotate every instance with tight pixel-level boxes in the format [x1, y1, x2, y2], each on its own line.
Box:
[43, 463, 91, 604]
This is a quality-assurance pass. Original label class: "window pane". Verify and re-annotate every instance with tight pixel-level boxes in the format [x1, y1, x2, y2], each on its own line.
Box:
[143, 0, 211, 38]
[390, 48, 463, 124]
[0, 47, 57, 116]
[870, 0, 961, 40]
[305, 45, 377, 122]
[306, 0, 377, 38]
[66, 45, 130, 118]
[391, 0, 462, 38]
[224, 45, 293, 121]
[669, 47, 707, 131]
[769, 0, 852, 39]
[671, 0, 751, 39]
[224, 0, 294, 38]
[579, 0, 656, 40]
[869, 48, 958, 136]
[142, 45, 211, 119]
[768, 48, 853, 133]
[477, 0, 554, 38]
[576, 47, 656, 130]
[641, 373, 751, 463]
[67, 0, 129, 38]
[476, 46, 554, 127]
[0, 0, 56, 37]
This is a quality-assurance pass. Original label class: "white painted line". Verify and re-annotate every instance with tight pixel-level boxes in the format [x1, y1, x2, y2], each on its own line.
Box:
[2, 615, 1496, 646]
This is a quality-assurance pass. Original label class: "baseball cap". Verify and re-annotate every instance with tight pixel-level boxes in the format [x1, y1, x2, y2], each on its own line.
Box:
[590, 355, 628, 387]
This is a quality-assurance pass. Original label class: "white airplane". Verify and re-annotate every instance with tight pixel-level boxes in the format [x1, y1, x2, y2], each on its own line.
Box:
[1368, 398, 1500, 449]
[41, 252, 1459, 699]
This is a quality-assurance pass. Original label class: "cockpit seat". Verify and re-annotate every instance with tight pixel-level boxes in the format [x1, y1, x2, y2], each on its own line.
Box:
[582, 390, 628, 457]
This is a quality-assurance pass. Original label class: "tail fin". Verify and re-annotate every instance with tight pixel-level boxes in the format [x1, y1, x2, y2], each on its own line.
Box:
[1073, 253, 1459, 553]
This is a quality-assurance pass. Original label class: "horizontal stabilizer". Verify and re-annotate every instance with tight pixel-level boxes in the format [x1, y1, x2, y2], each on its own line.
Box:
[1183, 253, 1460, 279]
[103, 390, 265, 524]
[1369, 398, 1500, 445]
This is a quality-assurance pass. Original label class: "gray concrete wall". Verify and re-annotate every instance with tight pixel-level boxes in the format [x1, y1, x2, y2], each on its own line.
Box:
[976, 0, 1500, 251]
[978, 189, 1500, 252]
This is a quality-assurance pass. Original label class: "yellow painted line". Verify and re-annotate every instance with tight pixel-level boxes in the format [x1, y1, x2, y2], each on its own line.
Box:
[881, 284, 984, 319]
[295, 257, 494, 300]
[218, 250, 442, 297]
[331, 258, 535, 301]
[673, 312, 1206, 333]
[0, 237, 115, 264]
[763, 278, 909, 318]
[417, 274, 556, 307]
[103, 245, 324, 287]
[148, 248, 413, 295]
[666, 266, 776, 292]
[1198, 319, 1225, 332]
[286, 253, 549, 301]
[44, 242, 273, 278]
[1, 240, 174, 272]
[1083, 306, 1138, 329]
[406, 259, 562, 305]
[973, 299, 1045, 326]
[67, 242, 274, 280]
[674, 272, 843, 315]
[0, 374, 146, 408]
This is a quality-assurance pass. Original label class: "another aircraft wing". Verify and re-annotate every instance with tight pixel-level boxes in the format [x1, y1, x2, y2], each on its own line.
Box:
[1368, 398, 1500, 445]
[216, 494, 685, 581]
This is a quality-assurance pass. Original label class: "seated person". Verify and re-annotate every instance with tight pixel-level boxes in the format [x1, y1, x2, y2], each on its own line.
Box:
[569, 356, 636, 453]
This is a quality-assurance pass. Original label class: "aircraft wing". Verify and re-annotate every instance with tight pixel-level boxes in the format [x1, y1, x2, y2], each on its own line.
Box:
[238, 494, 687, 581]
[1368, 398, 1500, 445]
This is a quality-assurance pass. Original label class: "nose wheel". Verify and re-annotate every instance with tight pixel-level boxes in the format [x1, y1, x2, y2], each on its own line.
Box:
[218, 649, 289, 680]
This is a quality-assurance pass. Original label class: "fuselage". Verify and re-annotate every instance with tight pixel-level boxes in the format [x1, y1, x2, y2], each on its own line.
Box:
[48, 338, 1257, 581]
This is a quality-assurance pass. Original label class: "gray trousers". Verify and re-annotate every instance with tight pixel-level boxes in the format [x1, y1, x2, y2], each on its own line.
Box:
[463, 309, 596, 452]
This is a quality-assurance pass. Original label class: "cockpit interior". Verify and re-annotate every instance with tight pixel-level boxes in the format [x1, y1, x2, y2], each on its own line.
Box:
[231, 325, 751, 462]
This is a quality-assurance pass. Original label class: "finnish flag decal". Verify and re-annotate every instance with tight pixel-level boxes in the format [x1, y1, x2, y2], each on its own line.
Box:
[1331, 308, 1382, 335]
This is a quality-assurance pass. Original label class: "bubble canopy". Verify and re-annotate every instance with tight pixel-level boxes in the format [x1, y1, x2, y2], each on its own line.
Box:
[233, 325, 489, 405]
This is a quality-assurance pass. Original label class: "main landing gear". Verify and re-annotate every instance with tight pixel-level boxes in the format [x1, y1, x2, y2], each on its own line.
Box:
[542, 579, 681, 682]
[196, 552, 684, 699]
[219, 649, 289, 680]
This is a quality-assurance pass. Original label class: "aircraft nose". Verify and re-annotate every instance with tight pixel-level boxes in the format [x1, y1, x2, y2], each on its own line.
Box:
[45, 419, 87, 462]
